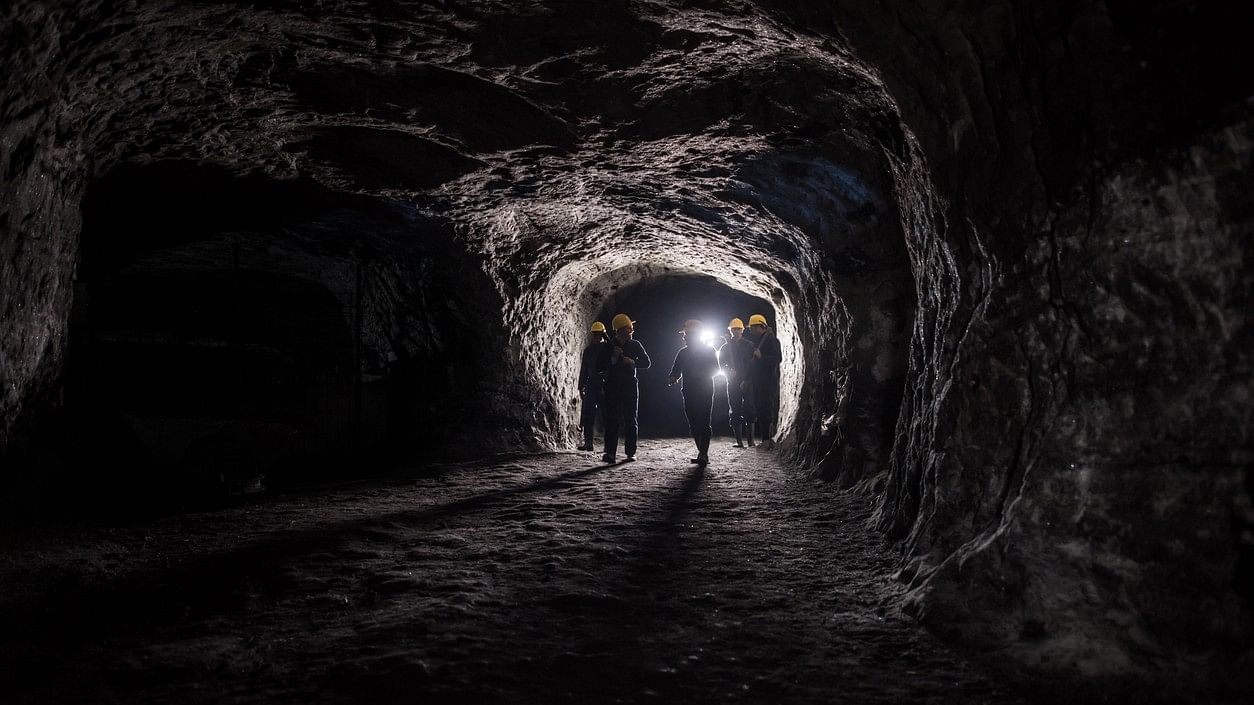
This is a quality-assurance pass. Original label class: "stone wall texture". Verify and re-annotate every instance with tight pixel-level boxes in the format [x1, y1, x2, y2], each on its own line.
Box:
[1, 0, 1250, 689]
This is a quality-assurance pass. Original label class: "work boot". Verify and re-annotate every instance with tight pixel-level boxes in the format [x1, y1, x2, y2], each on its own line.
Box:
[602, 453, 616, 464]
[732, 425, 743, 448]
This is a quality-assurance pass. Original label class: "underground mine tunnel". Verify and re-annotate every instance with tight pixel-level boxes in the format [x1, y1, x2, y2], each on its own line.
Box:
[590, 272, 778, 438]
[0, 1, 1251, 703]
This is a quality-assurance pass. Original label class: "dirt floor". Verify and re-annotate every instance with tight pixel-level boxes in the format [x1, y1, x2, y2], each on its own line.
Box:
[0, 438, 1026, 704]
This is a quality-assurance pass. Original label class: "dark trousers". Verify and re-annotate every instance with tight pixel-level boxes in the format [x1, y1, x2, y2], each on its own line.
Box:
[728, 378, 755, 431]
[602, 384, 639, 458]
[579, 387, 602, 447]
[751, 379, 779, 439]
[684, 388, 713, 458]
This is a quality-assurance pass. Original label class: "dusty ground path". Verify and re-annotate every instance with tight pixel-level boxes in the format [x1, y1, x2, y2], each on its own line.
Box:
[1, 439, 1022, 704]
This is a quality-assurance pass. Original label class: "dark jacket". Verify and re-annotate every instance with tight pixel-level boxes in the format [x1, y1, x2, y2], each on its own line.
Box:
[578, 340, 609, 395]
[669, 344, 720, 396]
[597, 337, 651, 392]
[719, 336, 756, 381]
[744, 329, 782, 384]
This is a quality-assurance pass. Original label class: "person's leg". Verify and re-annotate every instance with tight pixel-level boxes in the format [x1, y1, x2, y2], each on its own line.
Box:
[683, 393, 701, 461]
[602, 392, 620, 460]
[579, 396, 596, 450]
[624, 384, 639, 458]
[743, 382, 756, 446]
[697, 390, 713, 463]
[592, 389, 605, 448]
[749, 381, 763, 443]
[595, 388, 605, 434]
[762, 383, 780, 448]
[729, 387, 744, 447]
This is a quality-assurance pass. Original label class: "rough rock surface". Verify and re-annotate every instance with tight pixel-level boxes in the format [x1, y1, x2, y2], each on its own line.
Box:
[1, 0, 912, 469]
[0, 441, 1028, 705]
[1, 0, 1251, 694]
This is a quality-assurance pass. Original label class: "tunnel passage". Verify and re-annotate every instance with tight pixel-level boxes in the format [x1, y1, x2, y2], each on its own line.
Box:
[2, 0, 920, 490]
[466, 163, 915, 479]
[593, 273, 777, 439]
[10, 0, 1248, 696]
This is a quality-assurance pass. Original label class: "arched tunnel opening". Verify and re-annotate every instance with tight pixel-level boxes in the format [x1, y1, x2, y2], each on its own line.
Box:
[1, 1, 1251, 703]
[590, 271, 779, 439]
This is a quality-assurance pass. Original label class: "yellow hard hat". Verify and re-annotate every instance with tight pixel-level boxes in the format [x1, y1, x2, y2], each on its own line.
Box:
[590, 321, 606, 333]
[728, 317, 744, 330]
[611, 313, 635, 331]
[748, 314, 768, 327]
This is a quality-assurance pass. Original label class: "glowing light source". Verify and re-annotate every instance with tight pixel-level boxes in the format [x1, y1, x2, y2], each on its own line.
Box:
[700, 329, 717, 346]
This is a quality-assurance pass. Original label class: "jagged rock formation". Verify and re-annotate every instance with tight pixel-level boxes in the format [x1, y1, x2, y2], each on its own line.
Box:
[2, 0, 1250, 694]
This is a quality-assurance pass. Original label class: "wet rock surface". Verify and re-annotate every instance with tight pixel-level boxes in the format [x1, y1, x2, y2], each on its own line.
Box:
[2, 439, 1021, 705]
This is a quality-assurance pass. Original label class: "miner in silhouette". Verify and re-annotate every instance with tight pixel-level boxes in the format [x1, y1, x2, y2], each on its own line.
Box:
[669, 320, 721, 466]
[744, 313, 782, 448]
[597, 313, 651, 463]
[576, 321, 610, 451]
[719, 317, 757, 448]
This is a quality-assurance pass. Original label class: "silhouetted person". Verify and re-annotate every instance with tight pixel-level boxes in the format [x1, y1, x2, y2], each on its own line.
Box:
[577, 321, 609, 451]
[719, 317, 757, 448]
[598, 313, 651, 463]
[745, 314, 782, 449]
[669, 320, 720, 466]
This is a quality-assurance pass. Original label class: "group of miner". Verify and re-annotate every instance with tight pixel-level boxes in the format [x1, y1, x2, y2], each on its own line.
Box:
[576, 313, 782, 466]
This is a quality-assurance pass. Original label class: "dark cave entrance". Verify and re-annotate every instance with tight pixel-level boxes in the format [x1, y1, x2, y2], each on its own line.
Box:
[66, 163, 391, 502]
[594, 274, 776, 439]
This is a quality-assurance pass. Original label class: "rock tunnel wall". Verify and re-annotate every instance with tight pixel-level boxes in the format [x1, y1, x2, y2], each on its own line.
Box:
[813, 0, 1254, 681]
[2, 0, 915, 472]
[1, 0, 1249, 688]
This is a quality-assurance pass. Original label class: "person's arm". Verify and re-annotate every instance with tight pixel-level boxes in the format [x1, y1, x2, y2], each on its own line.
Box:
[596, 343, 612, 375]
[578, 347, 590, 393]
[669, 349, 683, 386]
[707, 347, 722, 377]
[633, 341, 651, 370]
[762, 335, 782, 366]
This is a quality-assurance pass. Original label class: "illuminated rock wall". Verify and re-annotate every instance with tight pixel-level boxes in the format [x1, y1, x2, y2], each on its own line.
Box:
[1, 0, 1249, 691]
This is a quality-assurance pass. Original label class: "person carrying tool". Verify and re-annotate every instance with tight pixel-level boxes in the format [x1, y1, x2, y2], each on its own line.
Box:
[576, 321, 609, 451]
[669, 319, 721, 466]
[719, 317, 757, 448]
[597, 313, 651, 463]
[744, 313, 782, 449]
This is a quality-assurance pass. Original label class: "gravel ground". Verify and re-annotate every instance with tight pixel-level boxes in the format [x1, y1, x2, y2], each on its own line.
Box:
[0, 438, 1024, 704]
